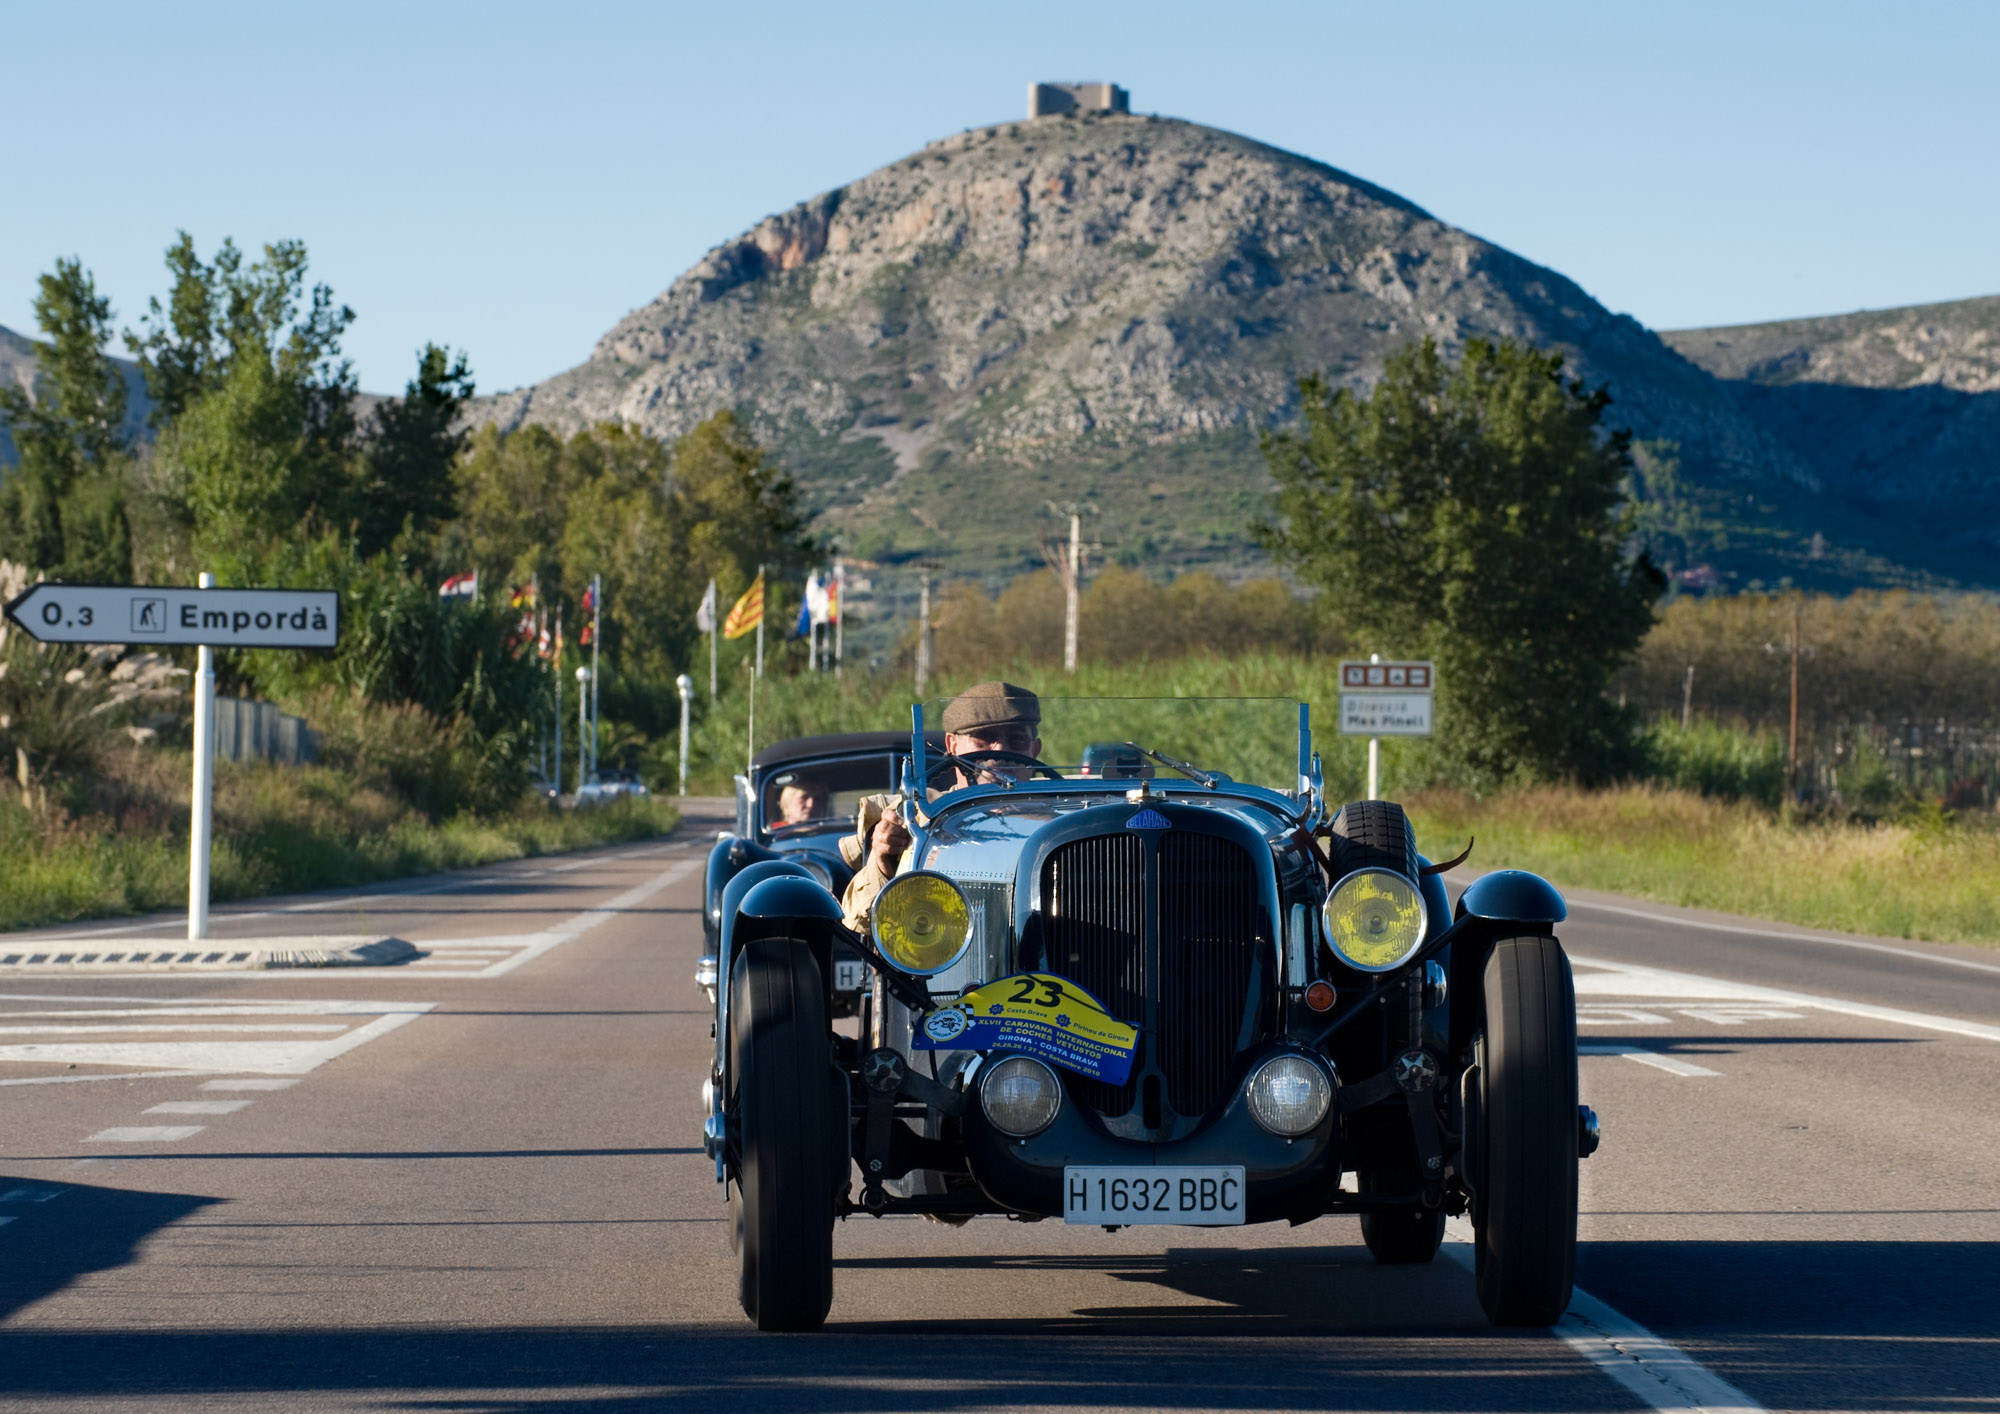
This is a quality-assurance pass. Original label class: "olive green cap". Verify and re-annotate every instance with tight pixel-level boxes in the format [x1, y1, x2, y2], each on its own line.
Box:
[941, 680, 1041, 734]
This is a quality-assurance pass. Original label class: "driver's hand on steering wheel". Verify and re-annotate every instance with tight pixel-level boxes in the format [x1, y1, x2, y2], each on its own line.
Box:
[868, 803, 911, 876]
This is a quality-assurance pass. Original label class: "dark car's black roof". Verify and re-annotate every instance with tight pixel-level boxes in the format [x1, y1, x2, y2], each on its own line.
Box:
[751, 731, 943, 772]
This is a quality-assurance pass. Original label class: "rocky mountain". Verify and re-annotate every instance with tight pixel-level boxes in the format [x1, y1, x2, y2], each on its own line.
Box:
[1660, 299, 2000, 581]
[473, 111, 1897, 590]
[0, 322, 155, 465]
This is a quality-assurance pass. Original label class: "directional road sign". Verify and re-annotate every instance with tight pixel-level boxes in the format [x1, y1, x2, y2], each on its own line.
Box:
[1338, 658, 1434, 738]
[5, 583, 339, 649]
[1340, 693, 1434, 736]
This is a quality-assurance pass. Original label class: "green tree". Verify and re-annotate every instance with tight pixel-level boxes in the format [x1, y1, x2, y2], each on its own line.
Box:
[0, 258, 134, 582]
[352, 343, 474, 558]
[137, 237, 358, 576]
[1626, 439, 1724, 579]
[1261, 337, 1661, 786]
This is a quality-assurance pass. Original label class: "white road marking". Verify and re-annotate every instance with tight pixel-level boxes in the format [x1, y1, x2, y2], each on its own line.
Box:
[0, 999, 432, 1074]
[1579, 1006, 1673, 1025]
[1676, 1006, 1804, 1026]
[202, 1077, 298, 1091]
[1580, 1044, 1722, 1078]
[0, 1068, 225, 1087]
[0, 855, 704, 982]
[145, 1100, 251, 1115]
[1442, 1219, 1763, 1413]
[1563, 895, 2000, 977]
[0, 1023, 348, 1035]
[85, 1126, 205, 1142]
[0, 1187, 66, 1201]
[1573, 955, 2000, 1046]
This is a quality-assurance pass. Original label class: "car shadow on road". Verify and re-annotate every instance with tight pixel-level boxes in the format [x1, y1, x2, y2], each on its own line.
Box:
[1578, 1238, 2000, 1413]
[0, 1173, 218, 1324]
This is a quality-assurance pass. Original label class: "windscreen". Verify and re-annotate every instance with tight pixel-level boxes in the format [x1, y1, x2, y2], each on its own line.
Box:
[760, 754, 900, 835]
[920, 697, 1303, 792]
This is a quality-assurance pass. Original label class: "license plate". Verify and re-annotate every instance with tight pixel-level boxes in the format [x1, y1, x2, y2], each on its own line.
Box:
[832, 958, 868, 991]
[1063, 1166, 1247, 1225]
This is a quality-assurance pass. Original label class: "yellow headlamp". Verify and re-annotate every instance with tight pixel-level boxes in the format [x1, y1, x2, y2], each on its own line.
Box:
[1322, 868, 1427, 973]
[870, 871, 974, 975]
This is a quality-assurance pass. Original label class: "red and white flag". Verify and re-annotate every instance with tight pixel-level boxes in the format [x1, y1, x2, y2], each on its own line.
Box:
[438, 571, 478, 599]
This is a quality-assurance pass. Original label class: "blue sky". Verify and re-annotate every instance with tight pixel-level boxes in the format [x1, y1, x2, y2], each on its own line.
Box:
[6, 0, 1995, 395]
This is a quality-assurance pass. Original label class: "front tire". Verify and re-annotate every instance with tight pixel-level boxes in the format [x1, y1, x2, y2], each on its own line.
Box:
[727, 940, 844, 1331]
[1473, 934, 1578, 1326]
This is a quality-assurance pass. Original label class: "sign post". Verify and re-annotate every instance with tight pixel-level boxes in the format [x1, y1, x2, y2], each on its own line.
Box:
[1338, 656, 1435, 799]
[5, 578, 339, 941]
[675, 673, 693, 797]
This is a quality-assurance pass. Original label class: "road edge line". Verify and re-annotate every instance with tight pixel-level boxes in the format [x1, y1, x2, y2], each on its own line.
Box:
[1442, 1219, 1763, 1413]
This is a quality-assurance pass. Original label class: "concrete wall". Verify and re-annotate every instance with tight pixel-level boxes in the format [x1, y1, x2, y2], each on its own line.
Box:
[213, 697, 320, 767]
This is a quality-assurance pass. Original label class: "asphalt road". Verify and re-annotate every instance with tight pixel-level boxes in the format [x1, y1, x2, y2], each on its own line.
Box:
[2, 801, 1996, 1412]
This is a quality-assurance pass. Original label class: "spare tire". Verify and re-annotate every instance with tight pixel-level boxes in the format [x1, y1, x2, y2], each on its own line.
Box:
[1329, 800, 1419, 880]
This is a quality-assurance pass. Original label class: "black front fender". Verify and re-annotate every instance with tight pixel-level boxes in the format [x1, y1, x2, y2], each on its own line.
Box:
[704, 835, 780, 946]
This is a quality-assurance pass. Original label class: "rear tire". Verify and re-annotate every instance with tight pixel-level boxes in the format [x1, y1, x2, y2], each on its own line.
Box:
[727, 940, 845, 1331]
[1473, 935, 1578, 1326]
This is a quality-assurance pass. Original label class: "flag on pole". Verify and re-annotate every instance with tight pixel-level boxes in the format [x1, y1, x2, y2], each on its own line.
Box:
[439, 571, 478, 599]
[694, 579, 718, 633]
[826, 570, 840, 626]
[580, 621, 594, 647]
[582, 582, 597, 614]
[806, 572, 832, 628]
[792, 571, 816, 639]
[538, 611, 552, 660]
[722, 571, 764, 640]
[508, 581, 536, 609]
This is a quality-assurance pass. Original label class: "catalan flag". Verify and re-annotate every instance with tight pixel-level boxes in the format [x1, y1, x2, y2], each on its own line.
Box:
[722, 570, 765, 640]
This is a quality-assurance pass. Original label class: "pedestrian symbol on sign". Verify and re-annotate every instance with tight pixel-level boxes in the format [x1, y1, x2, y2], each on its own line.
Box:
[131, 597, 167, 634]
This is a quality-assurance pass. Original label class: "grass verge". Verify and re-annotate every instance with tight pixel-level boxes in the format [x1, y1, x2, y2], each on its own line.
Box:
[1408, 785, 2000, 948]
[0, 747, 680, 933]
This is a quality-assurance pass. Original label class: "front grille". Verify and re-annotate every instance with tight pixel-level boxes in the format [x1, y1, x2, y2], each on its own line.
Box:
[1156, 831, 1262, 1113]
[1042, 833, 1146, 1116]
[1040, 828, 1265, 1120]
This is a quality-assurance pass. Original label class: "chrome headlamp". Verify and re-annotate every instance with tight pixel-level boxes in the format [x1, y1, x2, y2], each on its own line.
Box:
[1322, 868, 1428, 973]
[869, 871, 974, 975]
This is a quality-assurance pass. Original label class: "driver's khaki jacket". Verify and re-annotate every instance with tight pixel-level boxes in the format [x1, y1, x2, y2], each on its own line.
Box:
[838, 790, 935, 932]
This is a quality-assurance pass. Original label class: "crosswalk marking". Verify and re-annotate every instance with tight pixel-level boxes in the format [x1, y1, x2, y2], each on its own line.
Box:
[145, 1100, 251, 1115]
[86, 1126, 205, 1142]
[1579, 1043, 1722, 1077]
[0, 997, 433, 1076]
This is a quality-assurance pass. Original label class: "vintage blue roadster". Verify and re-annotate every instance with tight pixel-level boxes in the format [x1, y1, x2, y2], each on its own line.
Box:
[698, 696, 1596, 1331]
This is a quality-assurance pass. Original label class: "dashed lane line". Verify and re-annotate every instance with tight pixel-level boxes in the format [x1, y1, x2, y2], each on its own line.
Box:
[1442, 1219, 1763, 1414]
[1579, 1044, 1721, 1078]
[85, 1126, 206, 1143]
[146, 1100, 252, 1115]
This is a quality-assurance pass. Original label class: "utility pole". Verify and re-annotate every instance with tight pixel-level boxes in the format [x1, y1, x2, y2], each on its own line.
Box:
[1682, 663, 1695, 731]
[833, 561, 845, 677]
[1789, 599, 1802, 803]
[915, 567, 934, 697]
[1043, 502, 1097, 674]
[676, 674, 693, 796]
[589, 574, 601, 778]
[577, 666, 591, 786]
[553, 608, 564, 799]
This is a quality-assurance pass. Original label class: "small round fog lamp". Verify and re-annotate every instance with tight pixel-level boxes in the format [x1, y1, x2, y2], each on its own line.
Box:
[1247, 1054, 1333, 1137]
[980, 1055, 1062, 1137]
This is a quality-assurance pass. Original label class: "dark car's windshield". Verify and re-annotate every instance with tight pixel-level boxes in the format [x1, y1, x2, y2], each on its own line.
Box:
[761, 754, 900, 836]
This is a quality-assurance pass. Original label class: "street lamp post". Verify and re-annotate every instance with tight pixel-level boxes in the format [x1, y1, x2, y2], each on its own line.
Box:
[576, 666, 592, 789]
[676, 673, 693, 797]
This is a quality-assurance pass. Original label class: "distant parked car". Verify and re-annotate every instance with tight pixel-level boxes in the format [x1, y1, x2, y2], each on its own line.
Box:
[575, 770, 650, 806]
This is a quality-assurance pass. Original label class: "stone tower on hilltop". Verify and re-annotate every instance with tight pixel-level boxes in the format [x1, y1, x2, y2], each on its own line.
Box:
[1027, 81, 1129, 118]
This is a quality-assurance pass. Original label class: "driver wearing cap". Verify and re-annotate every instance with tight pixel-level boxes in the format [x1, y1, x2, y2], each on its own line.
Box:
[839, 680, 1042, 932]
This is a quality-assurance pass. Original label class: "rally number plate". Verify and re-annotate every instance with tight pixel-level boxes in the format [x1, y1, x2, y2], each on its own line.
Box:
[1062, 1166, 1247, 1225]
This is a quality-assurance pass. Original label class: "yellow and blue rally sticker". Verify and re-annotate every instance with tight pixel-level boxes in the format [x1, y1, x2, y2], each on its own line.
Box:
[915, 973, 1139, 1085]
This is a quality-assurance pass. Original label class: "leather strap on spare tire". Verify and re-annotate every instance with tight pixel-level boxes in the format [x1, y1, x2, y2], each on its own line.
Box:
[1328, 800, 1420, 881]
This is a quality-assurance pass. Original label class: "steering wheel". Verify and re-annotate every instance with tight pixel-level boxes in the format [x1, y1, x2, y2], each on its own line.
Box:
[928, 748, 1065, 787]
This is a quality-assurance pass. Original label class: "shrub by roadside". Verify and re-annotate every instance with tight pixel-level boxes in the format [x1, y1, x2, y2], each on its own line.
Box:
[1408, 784, 2000, 947]
[0, 742, 679, 932]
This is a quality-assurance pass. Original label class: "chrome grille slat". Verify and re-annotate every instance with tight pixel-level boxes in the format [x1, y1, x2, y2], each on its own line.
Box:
[1157, 831, 1261, 1114]
[1041, 828, 1263, 1121]
[1043, 832, 1146, 1116]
